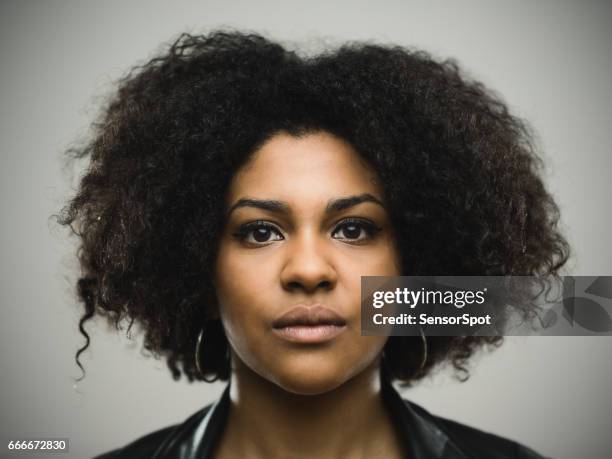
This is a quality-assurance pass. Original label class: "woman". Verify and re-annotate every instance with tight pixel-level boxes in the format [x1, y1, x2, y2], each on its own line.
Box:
[60, 31, 569, 458]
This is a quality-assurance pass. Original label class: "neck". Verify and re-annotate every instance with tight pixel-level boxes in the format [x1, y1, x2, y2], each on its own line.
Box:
[216, 357, 402, 459]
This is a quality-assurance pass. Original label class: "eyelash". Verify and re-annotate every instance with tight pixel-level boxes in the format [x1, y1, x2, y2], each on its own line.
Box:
[232, 218, 382, 246]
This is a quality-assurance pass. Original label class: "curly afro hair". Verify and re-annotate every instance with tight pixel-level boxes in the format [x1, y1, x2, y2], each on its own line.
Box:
[60, 31, 570, 385]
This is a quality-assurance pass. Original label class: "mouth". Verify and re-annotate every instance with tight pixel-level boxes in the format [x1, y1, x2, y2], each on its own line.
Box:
[272, 304, 347, 344]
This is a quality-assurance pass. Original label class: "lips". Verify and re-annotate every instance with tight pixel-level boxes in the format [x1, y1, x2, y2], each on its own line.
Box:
[272, 304, 347, 344]
[272, 304, 346, 329]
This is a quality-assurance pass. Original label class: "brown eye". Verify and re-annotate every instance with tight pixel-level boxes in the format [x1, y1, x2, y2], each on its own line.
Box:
[233, 221, 284, 245]
[338, 223, 362, 239]
[332, 218, 381, 243]
[252, 226, 274, 243]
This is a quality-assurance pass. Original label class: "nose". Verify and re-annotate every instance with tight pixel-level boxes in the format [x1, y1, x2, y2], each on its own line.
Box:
[280, 230, 338, 293]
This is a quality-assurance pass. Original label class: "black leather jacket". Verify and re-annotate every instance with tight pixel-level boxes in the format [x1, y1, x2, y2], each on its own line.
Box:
[95, 378, 548, 458]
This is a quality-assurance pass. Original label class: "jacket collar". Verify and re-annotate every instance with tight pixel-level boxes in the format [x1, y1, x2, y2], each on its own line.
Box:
[380, 376, 467, 458]
[154, 376, 467, 459]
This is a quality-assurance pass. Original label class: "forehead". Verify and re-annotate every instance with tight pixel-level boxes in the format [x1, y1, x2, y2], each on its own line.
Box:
[227, 131, 383, 203]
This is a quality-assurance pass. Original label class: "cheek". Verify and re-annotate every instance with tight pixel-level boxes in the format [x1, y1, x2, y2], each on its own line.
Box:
[341, 243, 399, 337]
[343, 242, 401, 294]
[215, 244, 266, 349]
[215, 242, 274, 310]
[376, 235, 402, 275]
[216, 288, 272, 378]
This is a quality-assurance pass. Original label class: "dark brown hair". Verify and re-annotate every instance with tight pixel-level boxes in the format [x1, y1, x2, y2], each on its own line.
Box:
[59, 31, 570, 384]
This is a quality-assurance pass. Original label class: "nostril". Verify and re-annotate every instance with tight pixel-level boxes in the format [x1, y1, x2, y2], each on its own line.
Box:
[287, 281, 301, 290]
[286, 279, 333, 291]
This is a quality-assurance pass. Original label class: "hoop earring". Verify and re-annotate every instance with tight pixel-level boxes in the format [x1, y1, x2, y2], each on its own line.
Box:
[381, 327, 428, 379]
[417, 326, 428, 372]
[195, 324, 222, 383]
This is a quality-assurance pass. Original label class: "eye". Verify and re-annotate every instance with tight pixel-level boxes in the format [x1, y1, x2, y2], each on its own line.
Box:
[233, 221, 284, 245]
[332, 218, 381, 244]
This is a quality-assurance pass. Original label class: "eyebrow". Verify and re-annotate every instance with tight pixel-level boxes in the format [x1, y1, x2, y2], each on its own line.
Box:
[226, 193, 386, 217]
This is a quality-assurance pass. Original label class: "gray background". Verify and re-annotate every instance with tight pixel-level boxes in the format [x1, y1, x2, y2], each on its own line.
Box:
[1, 1, 611, 458]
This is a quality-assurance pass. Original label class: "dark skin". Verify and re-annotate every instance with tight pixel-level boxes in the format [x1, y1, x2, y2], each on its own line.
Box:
[214, 357, 405, 459]
[212, 131, 406, 458]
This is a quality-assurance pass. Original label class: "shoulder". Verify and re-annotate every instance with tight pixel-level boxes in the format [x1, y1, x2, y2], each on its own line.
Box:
[405, 400, 549, 459]
[93, 425, 176, 459]
[93, 404, 214, 459]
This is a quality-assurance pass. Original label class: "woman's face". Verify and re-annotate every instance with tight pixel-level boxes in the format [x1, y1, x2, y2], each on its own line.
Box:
[214, 131, 401, 395]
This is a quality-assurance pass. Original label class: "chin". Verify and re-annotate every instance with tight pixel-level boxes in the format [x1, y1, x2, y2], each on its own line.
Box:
[273, 374, 348, 396]
[265, 356, 358, 396]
